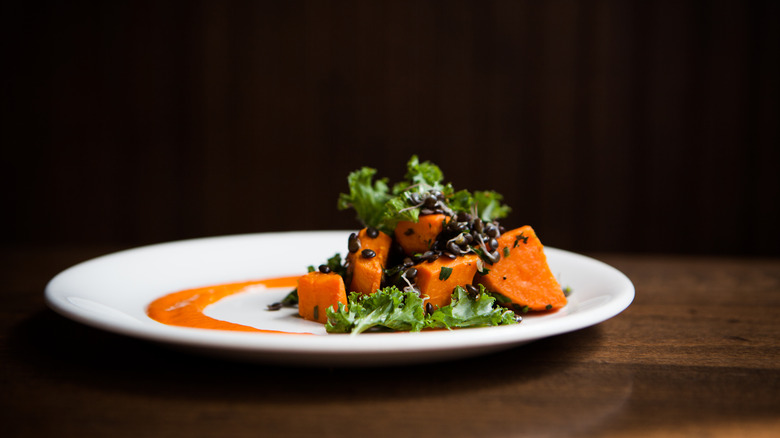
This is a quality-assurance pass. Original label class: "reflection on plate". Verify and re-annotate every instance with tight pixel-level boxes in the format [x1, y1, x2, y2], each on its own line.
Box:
[45, 231, 634, 366]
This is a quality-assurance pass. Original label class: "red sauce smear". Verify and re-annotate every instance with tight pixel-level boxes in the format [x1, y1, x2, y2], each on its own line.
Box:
[146, 275, 307, 334]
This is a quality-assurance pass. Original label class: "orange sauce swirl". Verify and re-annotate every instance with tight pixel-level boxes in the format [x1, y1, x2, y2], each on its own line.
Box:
[146, 275, 306, 334]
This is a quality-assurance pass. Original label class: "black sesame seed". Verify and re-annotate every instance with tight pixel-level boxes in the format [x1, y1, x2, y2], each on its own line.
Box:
[489, 238, 499, 251]
[366, 227, 379, 238]
[361, 249, 376, 259]
[404, 228, 415, 236]
[426, 302, 433, 314]
[404, 267, 418, 280]
[466, 284, 479, 296]
[267, 302, 283, 311]
[318, 264, 331, 273]
[443, 251, 457, 259]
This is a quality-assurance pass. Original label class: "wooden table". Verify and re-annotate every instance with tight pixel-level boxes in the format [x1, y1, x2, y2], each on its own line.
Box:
[2, 246, 778, 437]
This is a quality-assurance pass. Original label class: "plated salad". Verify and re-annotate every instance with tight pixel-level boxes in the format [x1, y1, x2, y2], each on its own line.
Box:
[274, 156, 568, 334]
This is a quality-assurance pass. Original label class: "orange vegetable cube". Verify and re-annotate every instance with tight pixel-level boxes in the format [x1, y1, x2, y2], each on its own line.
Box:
[414, 254, 479, 310]
[345, 228, 392, 294]
[394, 214, 449, 256]
[476, 225, 566, 311]
[297, 271, 348, 324]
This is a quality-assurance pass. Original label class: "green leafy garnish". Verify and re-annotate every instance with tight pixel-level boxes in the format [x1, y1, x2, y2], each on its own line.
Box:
[325, 253, 347, 277]
[380, 194, 420, 231]
[426, 285, 518, 329]
[337, 167, 392, 229]
[280, 289, 299, 306]
[392, 155, 448, 194]
[439, 266, 453, 281]
[448, 189, 511, 222]
[472, 190, 511, 222]
[337, 156, 511, 234]
[307, 253, 347, 277]
[325, 285, 518, 334]
[326, 287, 426, 334]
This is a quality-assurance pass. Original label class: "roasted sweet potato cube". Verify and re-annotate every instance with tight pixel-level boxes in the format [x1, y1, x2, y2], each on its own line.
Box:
[476, 225, 566, 311]
[346, 228, 392, 294]
[414, 254, 479, 310]
[297, 271, 348, 323]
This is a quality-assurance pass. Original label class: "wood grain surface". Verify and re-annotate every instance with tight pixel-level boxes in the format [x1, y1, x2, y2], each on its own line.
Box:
[2, 247, 778, 437]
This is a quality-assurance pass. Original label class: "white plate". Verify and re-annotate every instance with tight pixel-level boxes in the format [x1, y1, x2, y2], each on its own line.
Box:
[45, 231, 634, 366]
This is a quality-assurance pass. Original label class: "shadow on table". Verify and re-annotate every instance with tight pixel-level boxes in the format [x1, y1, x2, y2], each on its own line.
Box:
[11, 308, 602, 392]
[9, 308, 634, 437]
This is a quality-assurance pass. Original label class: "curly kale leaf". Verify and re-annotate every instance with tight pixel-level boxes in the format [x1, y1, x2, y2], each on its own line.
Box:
[337, 167, 392, 229]
[325, 284, 518, 334]
[425, 285, 518, 329]
[326, 287, 427, 335]
[473, 190, 512, 222]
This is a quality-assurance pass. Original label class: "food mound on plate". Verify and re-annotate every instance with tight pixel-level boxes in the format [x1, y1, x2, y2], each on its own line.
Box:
[282, 156, 568, 334]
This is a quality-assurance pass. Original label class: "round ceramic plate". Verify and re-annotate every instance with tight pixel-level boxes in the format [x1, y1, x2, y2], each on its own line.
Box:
[45, 231, 634, 366]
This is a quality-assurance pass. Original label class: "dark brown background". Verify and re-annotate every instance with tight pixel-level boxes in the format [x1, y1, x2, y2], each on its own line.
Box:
[3, 0, 779, 255]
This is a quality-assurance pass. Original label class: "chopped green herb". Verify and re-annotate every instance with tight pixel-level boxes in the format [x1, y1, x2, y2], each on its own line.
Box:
[439, 266, 453, 281]
[563, 286, 573, 297]
[503, 246, 510, 258]
[513, 232, 528, 247]
[545, 304, 553, 310]
[313, 305, 319, 320]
